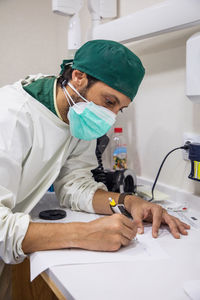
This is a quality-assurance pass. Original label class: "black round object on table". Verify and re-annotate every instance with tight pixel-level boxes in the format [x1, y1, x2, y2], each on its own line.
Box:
[39, 209, 66, 220]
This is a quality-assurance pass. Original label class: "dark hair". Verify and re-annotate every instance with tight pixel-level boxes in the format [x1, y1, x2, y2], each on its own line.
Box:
[57, 65, 99, 89]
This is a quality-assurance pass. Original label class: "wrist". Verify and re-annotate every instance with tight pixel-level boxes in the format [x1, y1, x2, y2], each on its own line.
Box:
[118, 193, 134, 211]
[124, 194, 146, 211]
[66, 222, 88, 248]
[124, 196, 133, 211]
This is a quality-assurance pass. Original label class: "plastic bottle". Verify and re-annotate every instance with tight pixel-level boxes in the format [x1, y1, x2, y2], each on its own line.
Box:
[111, 127, 127, 170]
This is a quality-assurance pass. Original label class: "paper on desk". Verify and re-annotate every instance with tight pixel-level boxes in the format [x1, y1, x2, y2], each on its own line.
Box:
[183, 280, 200, 300]
[169, 210, 200, 230]
[30, 227, 169, 281]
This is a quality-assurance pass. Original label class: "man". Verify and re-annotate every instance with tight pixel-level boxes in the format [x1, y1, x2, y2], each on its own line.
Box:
[0, 39, 190, 265]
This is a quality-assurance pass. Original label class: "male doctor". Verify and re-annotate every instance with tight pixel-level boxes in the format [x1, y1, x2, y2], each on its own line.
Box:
[0, 39, 190, 265]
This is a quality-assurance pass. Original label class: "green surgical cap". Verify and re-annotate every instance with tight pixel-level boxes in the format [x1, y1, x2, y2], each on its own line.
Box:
[60, 40, 145, 101]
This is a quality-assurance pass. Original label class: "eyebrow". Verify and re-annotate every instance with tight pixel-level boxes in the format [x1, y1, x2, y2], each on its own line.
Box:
[103, 93, 128, 108]
[110, 94, 120, 105]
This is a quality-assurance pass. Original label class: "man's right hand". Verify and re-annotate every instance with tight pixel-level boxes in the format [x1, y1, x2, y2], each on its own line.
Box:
[22, 214, 137, 255]
[74, 214, 137, 252]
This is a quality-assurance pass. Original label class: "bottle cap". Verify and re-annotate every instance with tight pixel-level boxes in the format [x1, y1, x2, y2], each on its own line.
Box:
[114, 127, 122, 133]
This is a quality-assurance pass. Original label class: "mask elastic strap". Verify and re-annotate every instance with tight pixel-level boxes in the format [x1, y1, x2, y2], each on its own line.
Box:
[62, 86, 76, 107]
[68, 82, 89, 103]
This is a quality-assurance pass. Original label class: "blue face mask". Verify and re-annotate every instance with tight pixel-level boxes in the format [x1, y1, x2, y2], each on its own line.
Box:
[62, 82, 116, 141]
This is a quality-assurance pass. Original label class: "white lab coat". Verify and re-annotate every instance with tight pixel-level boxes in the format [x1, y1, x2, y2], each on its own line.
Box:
[0, 76, 107, 264]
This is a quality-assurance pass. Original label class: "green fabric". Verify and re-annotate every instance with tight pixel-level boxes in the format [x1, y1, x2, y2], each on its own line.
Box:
[60, 59, 73, 75]
[60, 40, 145, 101]
[23, 76, 57, 116]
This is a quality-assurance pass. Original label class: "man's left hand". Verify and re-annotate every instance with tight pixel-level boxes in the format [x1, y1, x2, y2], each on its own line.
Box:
[124, 195, 190, 238]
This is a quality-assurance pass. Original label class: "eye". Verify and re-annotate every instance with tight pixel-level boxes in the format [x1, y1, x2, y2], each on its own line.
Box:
[105, 98, 114, 106]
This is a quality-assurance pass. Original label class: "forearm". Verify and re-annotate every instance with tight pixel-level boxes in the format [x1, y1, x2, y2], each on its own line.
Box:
[92, 189, 141, 215]
[22, 216, 137, 254]
[92, 189, 121, 215]
[22, 222, 86, 254]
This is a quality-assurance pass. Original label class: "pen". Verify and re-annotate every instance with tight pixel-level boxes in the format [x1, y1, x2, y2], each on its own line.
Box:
[109, 197, 133, 219]
[109, 198, 137, 242]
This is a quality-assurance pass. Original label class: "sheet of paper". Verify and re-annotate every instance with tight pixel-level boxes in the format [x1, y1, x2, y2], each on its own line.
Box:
[29, 193, 169, 281]
[183, 280, 200, 300]
[30, 226, 169, 281]
[169, 210, 200, 230]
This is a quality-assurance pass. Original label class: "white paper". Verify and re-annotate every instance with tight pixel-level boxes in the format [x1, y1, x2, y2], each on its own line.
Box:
[29, 194, 169, 281]
[169, 210, 200, 230]
[30, 227, 169, 281]
[183, 280, 200, 300]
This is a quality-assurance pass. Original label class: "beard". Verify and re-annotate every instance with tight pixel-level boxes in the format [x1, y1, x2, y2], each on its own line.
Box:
[65, 86, 89, 117]
[71, 87, 88, 103]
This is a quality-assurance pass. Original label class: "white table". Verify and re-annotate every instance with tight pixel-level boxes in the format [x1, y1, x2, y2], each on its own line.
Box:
[30, 193, 200, 300]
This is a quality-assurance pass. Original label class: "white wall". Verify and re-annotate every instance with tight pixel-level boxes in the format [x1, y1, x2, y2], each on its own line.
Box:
[0, 0, 69, 86]
[1, 0, 200, 196]
[110, 0, 200, 196]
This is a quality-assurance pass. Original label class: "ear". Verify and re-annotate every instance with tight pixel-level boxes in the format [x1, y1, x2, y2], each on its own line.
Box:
[71, 69, 88, 89]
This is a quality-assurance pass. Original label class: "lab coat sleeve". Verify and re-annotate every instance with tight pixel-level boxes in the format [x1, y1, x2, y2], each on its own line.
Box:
[0, 93, 31, 264]
[54, 139, 108, 213]
[0, 184, 30, 264]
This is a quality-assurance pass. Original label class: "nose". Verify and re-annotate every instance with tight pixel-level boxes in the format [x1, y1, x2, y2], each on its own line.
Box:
[108, 108, 118, 115]
[113, 106, 122, 115]
[106, 105, 121, 115]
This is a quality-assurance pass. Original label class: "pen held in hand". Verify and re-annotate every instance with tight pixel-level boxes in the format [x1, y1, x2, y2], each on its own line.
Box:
[109, 197, 133, 219]
[109, 197, 138, 242]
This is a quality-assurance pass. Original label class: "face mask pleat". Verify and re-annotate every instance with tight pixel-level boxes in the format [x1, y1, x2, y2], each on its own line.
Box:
[87, 102, 116, 126]
[69, 108, 111, 140]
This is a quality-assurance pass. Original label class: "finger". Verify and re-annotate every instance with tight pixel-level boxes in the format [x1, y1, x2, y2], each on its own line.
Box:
[121, 224, 137, 241]
[121, 235, 133, 247]
[111, 234, 131, 250]
[184, 223, 191, 229]
[173, 218, 190, 235]
[112, 215, 137, 240]
[163, 214, 191, 237]
[162, 214, 190, 229]
[131, 209, 144, 234]
[120, 214, 136, 230]
[151, 206, 163, 238]
[163, 214, 181, 239]
[175, 219, 190, 229]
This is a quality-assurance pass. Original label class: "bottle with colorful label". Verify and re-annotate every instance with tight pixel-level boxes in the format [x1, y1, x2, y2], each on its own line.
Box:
[112, 127, 127, 170]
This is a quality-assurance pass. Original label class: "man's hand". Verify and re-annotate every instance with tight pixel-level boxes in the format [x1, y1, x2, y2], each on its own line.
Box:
[22, 215, 137, 254]
[124, 195, 190, 239]
[76, 214, 137, 251]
